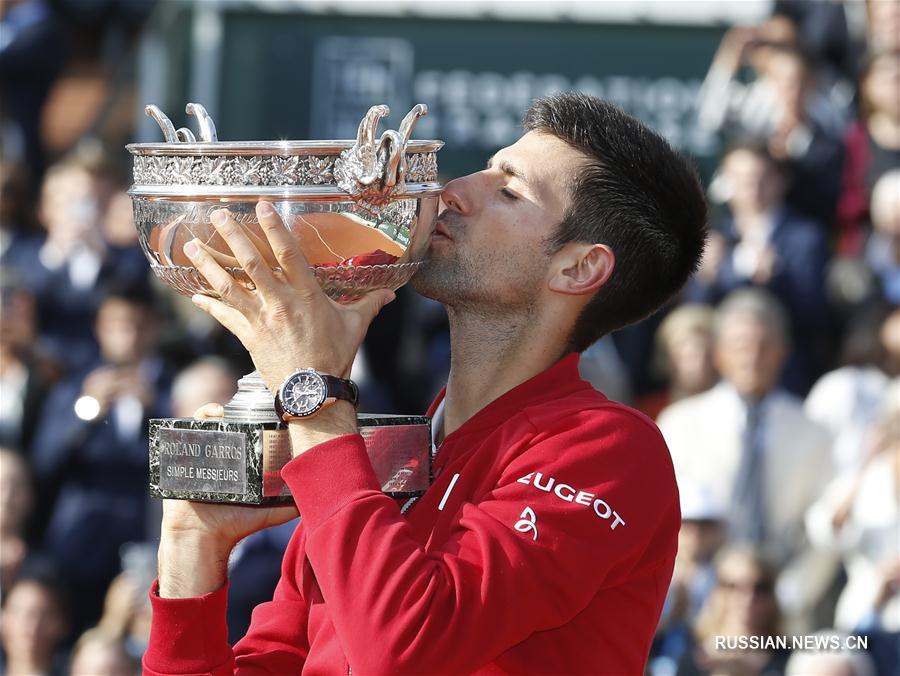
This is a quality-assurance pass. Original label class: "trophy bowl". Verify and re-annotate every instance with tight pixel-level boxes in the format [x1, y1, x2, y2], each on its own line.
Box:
[128, 103, 442, 302]
[129, 103, 441, 505]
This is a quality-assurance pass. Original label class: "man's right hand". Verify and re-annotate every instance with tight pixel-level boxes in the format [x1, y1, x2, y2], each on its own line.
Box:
[157, 402, 299, 598]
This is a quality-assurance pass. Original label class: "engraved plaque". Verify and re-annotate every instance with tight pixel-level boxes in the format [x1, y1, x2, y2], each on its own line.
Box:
[262, 429, 292, 498]
[158, 428, 247, 495]
[149, 414, 431, 506]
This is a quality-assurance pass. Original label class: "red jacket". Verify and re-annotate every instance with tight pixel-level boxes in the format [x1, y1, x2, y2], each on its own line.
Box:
[144, 354, 680, 675]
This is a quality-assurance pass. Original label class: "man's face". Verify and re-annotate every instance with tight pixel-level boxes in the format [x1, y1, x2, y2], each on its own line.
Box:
[95, 298, 153, 365]
[412, 131, 584, 312]
[722, 150, 784, 216]
[714, 314, 786, 399]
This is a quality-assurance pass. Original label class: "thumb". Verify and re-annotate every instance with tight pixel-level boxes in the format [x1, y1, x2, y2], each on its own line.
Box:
[347, 289, 396, 326]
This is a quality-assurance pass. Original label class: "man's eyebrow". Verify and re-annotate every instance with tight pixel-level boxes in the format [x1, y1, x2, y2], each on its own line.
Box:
[486, 155, 530, 186]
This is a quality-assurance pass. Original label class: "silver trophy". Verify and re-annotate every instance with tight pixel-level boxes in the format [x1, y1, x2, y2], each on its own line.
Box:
[128, 103, 442, 505]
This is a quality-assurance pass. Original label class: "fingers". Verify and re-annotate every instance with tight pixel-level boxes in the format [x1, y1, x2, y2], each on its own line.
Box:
[255, 201, 320, 296]
[191, 292, 253, 343]
[209, 208, 278, 292]
[193, 402, 225, 420]
[185, 239, 256, 315]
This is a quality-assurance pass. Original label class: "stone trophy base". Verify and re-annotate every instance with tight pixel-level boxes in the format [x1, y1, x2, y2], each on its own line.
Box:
[147, 372, 431, 505]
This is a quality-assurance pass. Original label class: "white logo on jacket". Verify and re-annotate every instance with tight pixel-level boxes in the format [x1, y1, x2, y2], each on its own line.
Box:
[516, 472, 626, 530]
[514, 506, 539, 541]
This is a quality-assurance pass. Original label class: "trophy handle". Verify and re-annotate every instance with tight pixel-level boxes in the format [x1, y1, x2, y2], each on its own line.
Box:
[186, 103, 218, 143]
[175, 127, 197, 143]
[356, 105, 390, 148]
[145, 105, 178, 143]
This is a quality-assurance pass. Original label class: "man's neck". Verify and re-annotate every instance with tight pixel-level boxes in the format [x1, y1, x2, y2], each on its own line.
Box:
[440, 305, 569, 440]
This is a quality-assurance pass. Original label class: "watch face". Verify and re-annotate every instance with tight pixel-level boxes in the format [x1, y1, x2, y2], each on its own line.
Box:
[281, 370, 327, 416]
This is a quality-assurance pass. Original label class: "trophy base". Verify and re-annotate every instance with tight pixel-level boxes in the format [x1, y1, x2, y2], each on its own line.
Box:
[149, 414, 431, 505]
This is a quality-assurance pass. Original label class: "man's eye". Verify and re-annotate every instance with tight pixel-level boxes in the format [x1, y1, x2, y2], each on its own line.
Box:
[500, 188, 518, 200]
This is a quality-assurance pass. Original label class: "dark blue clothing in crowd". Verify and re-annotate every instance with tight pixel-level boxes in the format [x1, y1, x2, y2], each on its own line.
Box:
[685, 208, 832, 394]
[7, 237, 149, 373]
[29, 358, 170, 632]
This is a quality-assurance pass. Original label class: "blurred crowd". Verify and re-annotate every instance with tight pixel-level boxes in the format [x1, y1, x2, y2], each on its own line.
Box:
[0, 0, 899, 674]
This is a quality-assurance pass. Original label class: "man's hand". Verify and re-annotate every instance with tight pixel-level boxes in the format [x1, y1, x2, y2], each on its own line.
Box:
[81, 366, 127, 418]
[183, 202, 395, 393]
[157, 403, 298, 598]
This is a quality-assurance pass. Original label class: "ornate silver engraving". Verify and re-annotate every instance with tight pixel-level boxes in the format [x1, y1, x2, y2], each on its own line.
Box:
[132, 152, 436, 187]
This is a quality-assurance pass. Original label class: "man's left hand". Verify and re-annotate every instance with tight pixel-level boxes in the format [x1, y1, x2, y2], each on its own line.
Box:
[183, 201, 395, 393]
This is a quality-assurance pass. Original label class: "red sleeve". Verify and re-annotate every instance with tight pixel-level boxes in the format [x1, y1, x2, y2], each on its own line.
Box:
[142, 581, 235, 676]
[284, 407, 679, 675]
[142, 531, 311, 676]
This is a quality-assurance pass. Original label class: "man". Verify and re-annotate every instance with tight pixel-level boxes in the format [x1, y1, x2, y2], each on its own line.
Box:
[143, 93, 707, 674]
[687, 141, 831, 394]
[31, 282, 170, 633]
[657, 288, 835, 631]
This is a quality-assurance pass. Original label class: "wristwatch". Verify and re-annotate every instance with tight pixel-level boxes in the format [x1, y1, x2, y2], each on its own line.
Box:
[274, 368, 359, 421]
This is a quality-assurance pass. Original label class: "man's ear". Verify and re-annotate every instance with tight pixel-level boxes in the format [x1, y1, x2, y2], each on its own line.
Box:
[548, 242, 615, 296]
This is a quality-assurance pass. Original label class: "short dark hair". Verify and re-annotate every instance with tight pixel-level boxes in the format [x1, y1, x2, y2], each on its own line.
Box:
[523, 93, 708, 352]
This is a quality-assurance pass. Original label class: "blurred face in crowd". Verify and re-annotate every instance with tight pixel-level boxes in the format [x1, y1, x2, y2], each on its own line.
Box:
[412, 131, 582, 311]
[39, 164, 99, 241]
[678, 519, 726, 566]
[722, 149, 785, 218]
[868, 0, 900, 51]
[101, 190, 139, 248]
[0, 581, 67, 667]
[715, 553, 778, 634]
[665, 327, 717, 396]
[871, 172, 900, 239]
[171, 362, 238, 418]
[0, 287, 37, 354]
[714, 312, 787, 400]
[95, 297, 155, 366]
[880, 309, 900, 376]
[70, 635, 135, 676]
[766, 50, 810, 123]
[0, 449, 33, 536]
[863, 52, 900, 120]
[748, 15, 798, 73]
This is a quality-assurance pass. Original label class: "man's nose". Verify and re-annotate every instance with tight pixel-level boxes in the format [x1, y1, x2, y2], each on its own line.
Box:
[440, 175, 474, 216]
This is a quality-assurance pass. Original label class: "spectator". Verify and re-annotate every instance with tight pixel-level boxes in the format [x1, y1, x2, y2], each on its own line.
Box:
[688, 142, 832, 393]
[95, 571, 151, 660]
[677, 547, 789, 676]
[864, 170, 900, 304]
[0, 570, 68, 676]
[837, 48, 900, 255]
[697, 15, 800, 139]
[93, 542, 156, 663]
[806, 382, 900, 633]
[866, 0, 900, 52]
[0, 275, 58, 450]
[651, 485, 726, 676]
[69, 628, 137, 676]
[14, 153, 148, 372]
[637, 303, 717, 420]
[0, 0, 65, 179]
[169, 356, 237, 419]
[0, 153, 40, 265]
[29, 283, 170, 633]
[658, 289, 836, 629]
[805, 304, 900, 474]
[0, 448, 33, 597]
[784, 630, 876, 676]
[763, 45, 846, 226]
